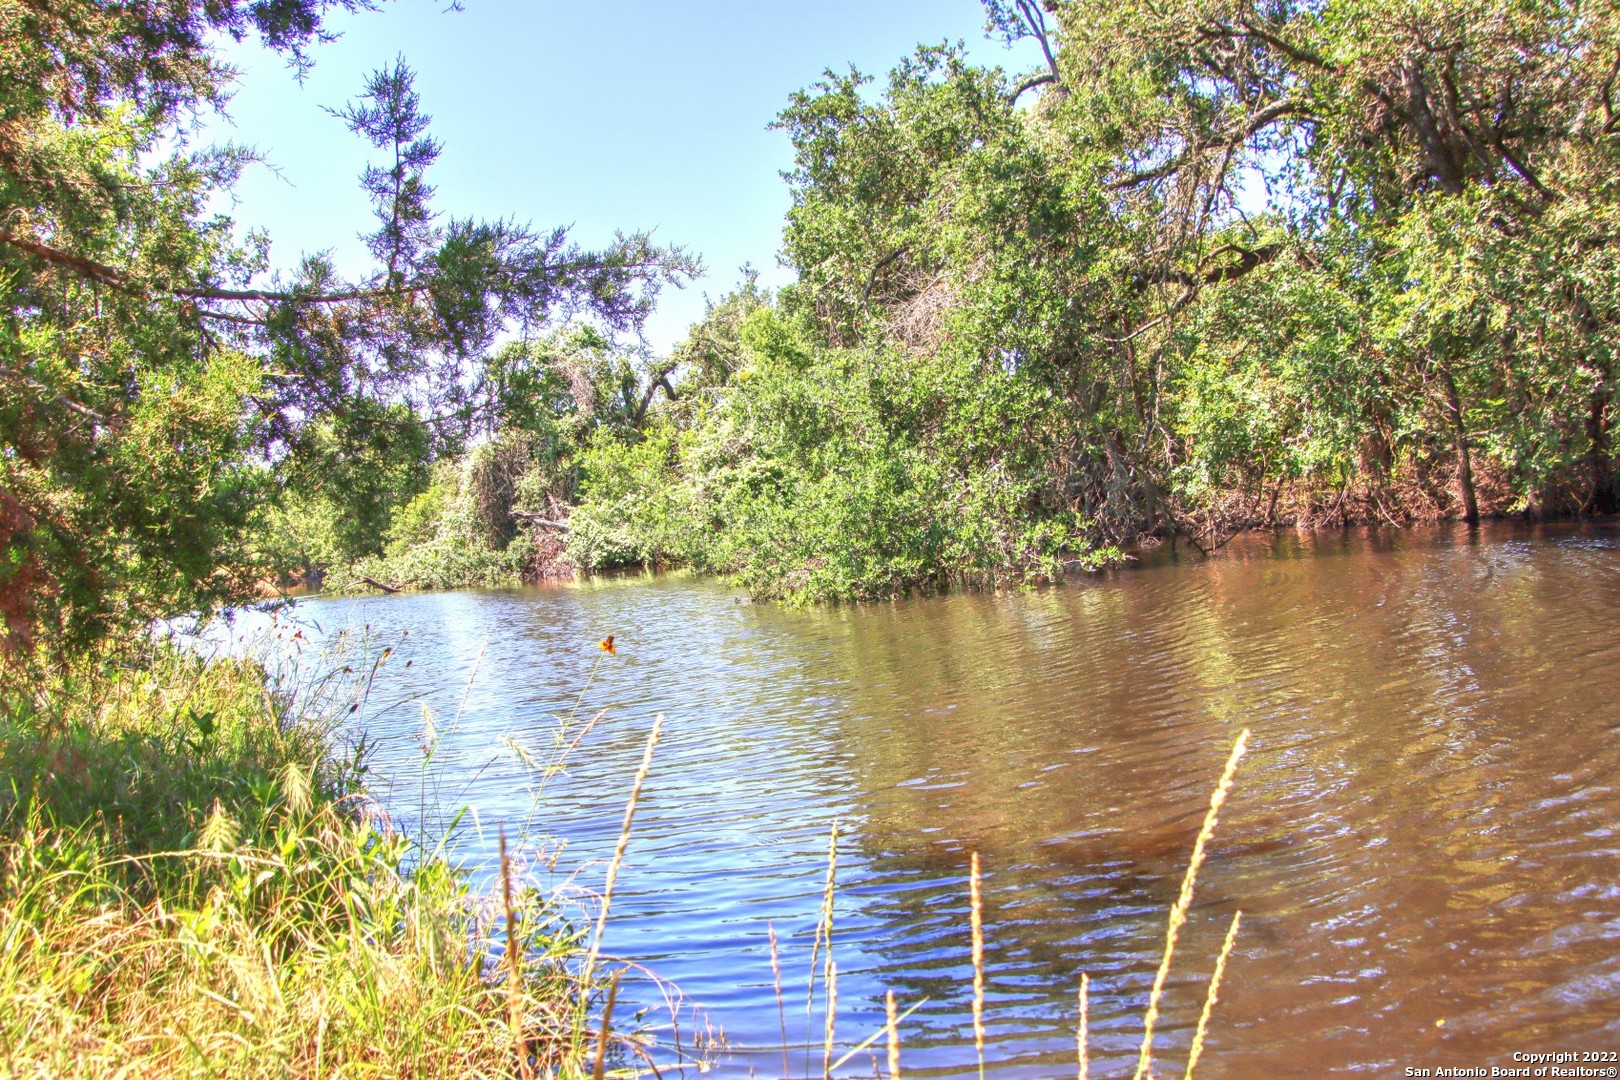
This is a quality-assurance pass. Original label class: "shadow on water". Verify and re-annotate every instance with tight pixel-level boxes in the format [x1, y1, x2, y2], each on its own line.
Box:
[219, 522, 1620, 1077]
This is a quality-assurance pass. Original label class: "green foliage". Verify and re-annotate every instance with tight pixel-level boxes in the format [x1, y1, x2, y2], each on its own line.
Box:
[349, 447, 534, 590]
[562, 0, 1620, 603]
[0, 86, 263, 651]
[384, 464, 457, 552]
[345, 324, 704, 591]
[0, 646, 355, 880]
[0, 640, 597, 1077]
[746, 0, 1620, 556]
[10, 0, 1618, 627]
[570, 305, 1115, 602]
[259, 403, 433, 571]
[1, 5, 693, 658]
[567, 424, 708, 571]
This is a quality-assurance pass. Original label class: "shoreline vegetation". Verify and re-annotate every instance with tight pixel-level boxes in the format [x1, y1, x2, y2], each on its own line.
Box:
[0, 641, 655, 1077]
[308, 508, 1608, 603]
[0, 630, 1255, 1078]
[254, 6, 1619, 609]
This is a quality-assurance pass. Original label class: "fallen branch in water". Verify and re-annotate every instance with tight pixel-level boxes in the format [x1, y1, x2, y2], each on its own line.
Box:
[356, 575, 414, 594]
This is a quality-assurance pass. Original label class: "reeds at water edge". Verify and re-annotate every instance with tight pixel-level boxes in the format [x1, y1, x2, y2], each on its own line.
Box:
[487, 660, 1251, 1078]
[592, 969, 624, 1080]
[501, 826, 533, 1080]
[0, 637, 652, 1079]
[757, 726, 1251, 1079]
[1077, 972, 1091, 1080]
[970, 849, 987, 1080]
[1132, 727, 1249, 1080]
[579, 715, 664, 995]
[1184, 911, 1242, 1080]
[772, 921, 791, 1079]
[886, 988, 901, 1079]
[0, 622, 1253, 1079]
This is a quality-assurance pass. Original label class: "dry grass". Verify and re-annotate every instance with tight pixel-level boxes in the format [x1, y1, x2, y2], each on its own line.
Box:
[1133, 727, 1249, 1080]
[0, 803, 591, 1078]
[771, 921, 790, 1078]
[886, 989, 901, 1079]
[1185, 911, 1242, 1080]
[1078, 972, 1091, 1080]
[777, 728, 1251, 1080]
[578, 715, 663, 997]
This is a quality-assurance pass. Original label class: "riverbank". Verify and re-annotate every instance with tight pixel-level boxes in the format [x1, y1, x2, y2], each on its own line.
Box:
[0, 642, 612, 1077]
[317, 507, 1606, 603]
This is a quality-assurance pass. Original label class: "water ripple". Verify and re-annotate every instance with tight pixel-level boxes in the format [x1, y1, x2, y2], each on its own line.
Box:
[195, 521, 1620, 1076]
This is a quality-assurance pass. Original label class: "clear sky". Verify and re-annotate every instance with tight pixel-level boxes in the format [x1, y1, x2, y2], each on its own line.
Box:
[205, 0, 1043, 354]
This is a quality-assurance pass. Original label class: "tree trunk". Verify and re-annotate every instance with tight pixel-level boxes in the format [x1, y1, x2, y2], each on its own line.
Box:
[358, 575, 412, 593]
[1441, 368, 1479, 524]
[1585, 390, 1617, 514]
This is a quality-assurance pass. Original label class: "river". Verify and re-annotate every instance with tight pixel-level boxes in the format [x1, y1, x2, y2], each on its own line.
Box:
[225, 522, 1620, 1077]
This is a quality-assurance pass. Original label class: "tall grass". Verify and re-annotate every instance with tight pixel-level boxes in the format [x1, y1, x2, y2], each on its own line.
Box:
[1, 635, 1253, 1078]
[0, 641, 611, 1078]
[787, 728, 1251, 1080]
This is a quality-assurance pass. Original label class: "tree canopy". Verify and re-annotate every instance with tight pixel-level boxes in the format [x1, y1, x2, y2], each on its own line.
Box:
[0, 0, 694, 656]
[561, 0, 1620, 601]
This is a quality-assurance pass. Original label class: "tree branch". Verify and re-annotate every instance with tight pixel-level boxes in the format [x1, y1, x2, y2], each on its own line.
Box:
[0, 228, 123, 287]
[0, 226, 410, 303]
[357, 574, 414, 593]
[1010, 73, 1056, 104]
[1110, 99, 1301, 190]
[1018, 0, 1060, 83]
[0, 366, 108, 423]
[1, 226, 678, 308]
[630, 357, 681, 427]
[510, 511, 571, 532]
[181, 282, 398, 303]
[861, 245, 909, 306]
[197, 306, 270, 326]
[1234, 19, 1336, 72]
[1132, 242, 1285, 289]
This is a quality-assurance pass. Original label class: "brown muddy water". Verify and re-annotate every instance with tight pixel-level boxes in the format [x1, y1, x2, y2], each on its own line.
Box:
[216, 522, 1620, 1076]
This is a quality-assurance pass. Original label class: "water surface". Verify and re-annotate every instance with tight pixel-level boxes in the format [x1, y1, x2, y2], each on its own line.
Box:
[245, 523, 1620, 1076]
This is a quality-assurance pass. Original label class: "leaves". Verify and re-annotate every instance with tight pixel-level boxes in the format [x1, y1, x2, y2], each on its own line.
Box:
[1, 12, 695, 656]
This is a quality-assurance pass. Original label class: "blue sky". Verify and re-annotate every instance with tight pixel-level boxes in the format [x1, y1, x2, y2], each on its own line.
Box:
[205, 0, 1043, 353]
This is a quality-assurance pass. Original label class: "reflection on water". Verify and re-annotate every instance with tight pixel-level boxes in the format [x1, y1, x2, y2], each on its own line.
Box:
[223, 523, 1620, 1076]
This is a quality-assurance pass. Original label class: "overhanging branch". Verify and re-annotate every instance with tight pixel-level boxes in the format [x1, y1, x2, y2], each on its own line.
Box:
[1, 227, 679, 307]
[0, 226, 414, 303]
[1010, 73, 1056, 104]
[630, 357, 681, 427]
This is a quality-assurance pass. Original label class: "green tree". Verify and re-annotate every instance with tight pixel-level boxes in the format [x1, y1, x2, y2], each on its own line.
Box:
[0, 2, 695, 657]
[771, 0, 1620, 545]
[262, 402, 432, 571]
[576, 0, 1620, 603]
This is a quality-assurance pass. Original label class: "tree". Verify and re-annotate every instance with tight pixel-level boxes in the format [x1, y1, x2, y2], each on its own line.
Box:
[768, 0, 1620, 549]
[0, 1, 695, 658]
[569, 0, 1620, 605]
[1037, 0, 1620, 520]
